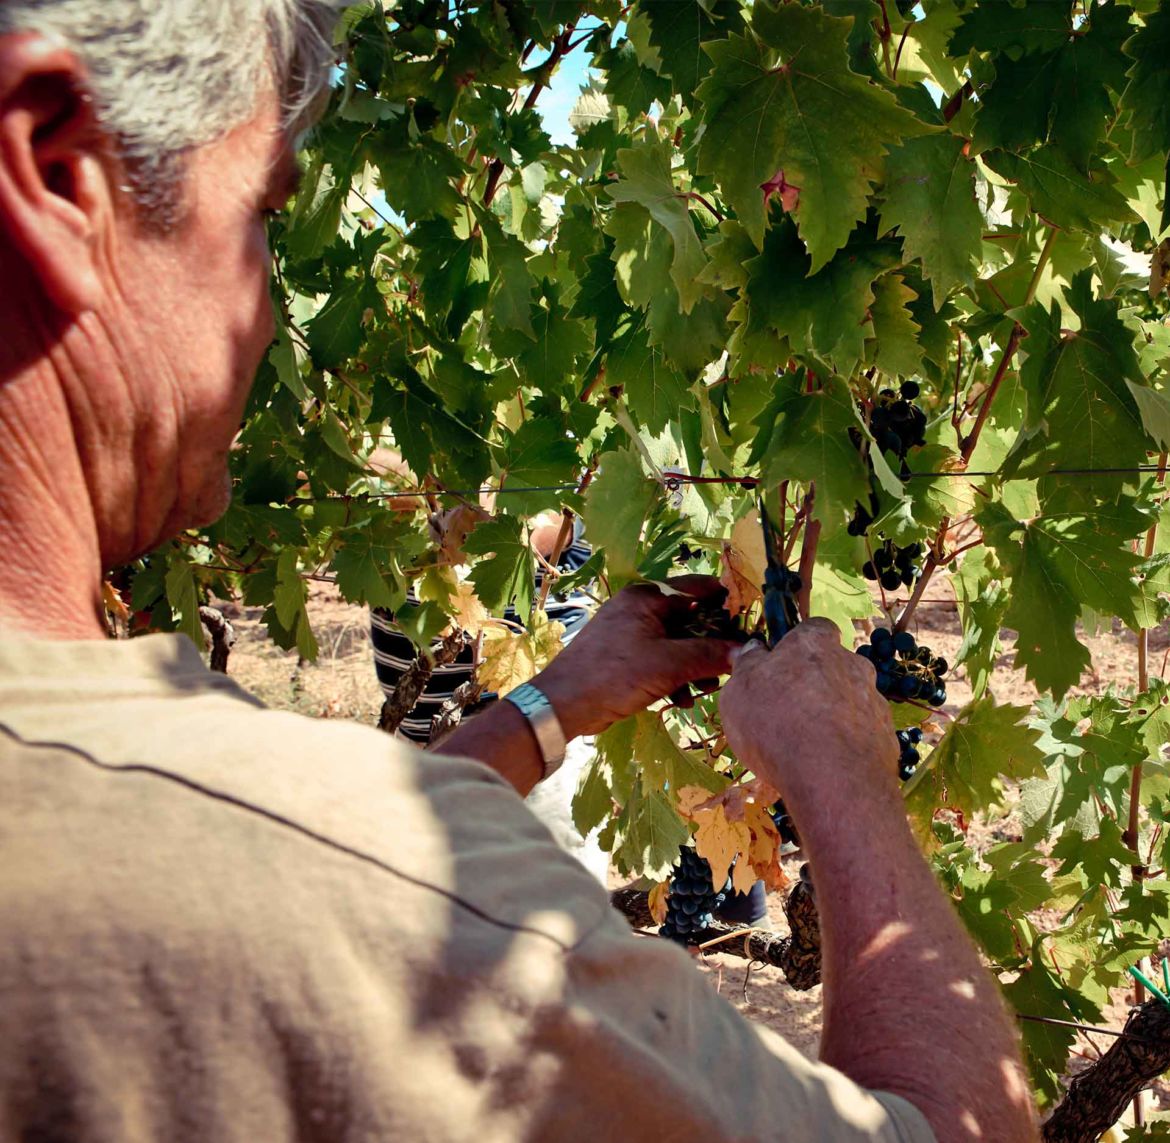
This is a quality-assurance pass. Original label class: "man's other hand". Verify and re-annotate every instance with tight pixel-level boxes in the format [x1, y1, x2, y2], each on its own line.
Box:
[719, 619, 900, 813]
[535, 576, 741, 739]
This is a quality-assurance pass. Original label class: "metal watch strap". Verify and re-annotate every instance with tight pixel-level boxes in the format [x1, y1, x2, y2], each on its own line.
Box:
[503, 681, 567, 780]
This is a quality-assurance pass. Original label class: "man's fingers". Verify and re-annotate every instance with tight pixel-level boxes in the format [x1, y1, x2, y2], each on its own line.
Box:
[654, 575, 730, 609]
[669, 636, 739, 682]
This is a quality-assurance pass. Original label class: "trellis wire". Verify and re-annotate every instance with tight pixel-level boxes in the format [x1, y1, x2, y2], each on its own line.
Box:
[300, 464, 1170, 503]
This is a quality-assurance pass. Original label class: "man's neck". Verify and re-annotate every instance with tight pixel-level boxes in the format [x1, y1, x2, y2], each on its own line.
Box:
[0, 362, 108, 640]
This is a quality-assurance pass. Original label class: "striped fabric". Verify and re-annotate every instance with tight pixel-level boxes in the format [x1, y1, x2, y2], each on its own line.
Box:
[372, 532, 595, 743]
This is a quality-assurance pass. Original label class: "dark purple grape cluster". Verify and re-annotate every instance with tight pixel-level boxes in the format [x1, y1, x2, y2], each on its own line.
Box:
[857, 627, 947, 706]
[848, 382, 928, 537]
[862, 539, 923, 591]
[659, 847, 731, 942]
[897, 727, 924, 781]
[870, 382, 927, 460]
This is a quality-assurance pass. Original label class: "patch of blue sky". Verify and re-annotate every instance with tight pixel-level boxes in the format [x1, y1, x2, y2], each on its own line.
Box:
[359, 20, 616, 228]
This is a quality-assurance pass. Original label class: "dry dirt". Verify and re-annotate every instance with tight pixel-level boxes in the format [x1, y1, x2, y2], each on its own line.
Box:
[215, 580, 1167, 1094]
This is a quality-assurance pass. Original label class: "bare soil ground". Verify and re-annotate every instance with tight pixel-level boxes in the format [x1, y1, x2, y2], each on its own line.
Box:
[218, 580, 1168, 1104]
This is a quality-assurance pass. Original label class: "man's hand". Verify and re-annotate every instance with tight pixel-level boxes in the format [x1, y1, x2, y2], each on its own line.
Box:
[720, 619, 1039, 1142]
[535, 576, 741, 740]
[719, 619, 900, 816]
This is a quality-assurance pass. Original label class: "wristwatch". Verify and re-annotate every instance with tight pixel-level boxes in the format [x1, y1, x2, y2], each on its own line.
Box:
[503, 681, 567, 780]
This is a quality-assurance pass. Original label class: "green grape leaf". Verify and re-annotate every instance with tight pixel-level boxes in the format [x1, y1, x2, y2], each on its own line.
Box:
[695, 2, 929, 267]
[949, 1, 1070, 56]
[306, 278, 373, 369]
[640, 0, 746, 96]
[866, 273, 925, 377]
[613, 783, 691, 881]
[751, 372, 873, 536]
[647, 288, 731, 376]
[285, 159, 347, 261]
[577, 715, 640, 837]
[970, 5, 1130, 171]
[981, 499, 1149, 698]
[582, 447, 657, 591]
[272, 548, 318, 661]
[605, 200, 674, 311]
[1121, 3, 1170, 163]
[331, 535, 405, 611]
[164, 554, 205, 650]
[1004, 936, 1102, 1105]
[697, 220, 756, 291]
[499, 417, 579, 490]
[463, 516, 535, 617]
[1006, 271, 1151, 507]
[740, 221, 901, 373]
[1051, 817, 1136, 889]
[392, 599, 451, 651]
[597, 37, 673, 116]
[810, 532, 877, 640]
[480, 214, 536, 338]
[608, 141, 707, 313]
[954, 844, 1052, 963]
[627, 710, 727, 796]
[906, 696, 1046, 825]
[498, 296, 593, 393]
[372, 132, 466, 224]
[607, 324, 694, 435]
[953, 548, 1007, 701]
[881, 133, 984, 309]
[981, 147, 1136, 233]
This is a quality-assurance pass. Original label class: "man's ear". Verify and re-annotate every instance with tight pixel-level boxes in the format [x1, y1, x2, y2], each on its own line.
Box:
[0, 34, 117, 315]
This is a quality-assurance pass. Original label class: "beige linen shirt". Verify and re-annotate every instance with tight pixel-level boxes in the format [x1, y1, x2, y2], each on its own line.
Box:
[0, 633, 934, 1143]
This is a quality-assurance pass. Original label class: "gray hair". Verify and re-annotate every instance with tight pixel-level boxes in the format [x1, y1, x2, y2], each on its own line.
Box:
[0, 0, 347, 225]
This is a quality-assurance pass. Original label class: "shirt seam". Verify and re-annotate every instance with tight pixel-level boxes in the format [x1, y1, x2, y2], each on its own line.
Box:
[0, 721, 615, 955]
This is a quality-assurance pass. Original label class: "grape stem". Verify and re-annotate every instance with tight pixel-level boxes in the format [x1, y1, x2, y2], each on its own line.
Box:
[481, 24, 577, 210]
[895, 224, 1057, 634]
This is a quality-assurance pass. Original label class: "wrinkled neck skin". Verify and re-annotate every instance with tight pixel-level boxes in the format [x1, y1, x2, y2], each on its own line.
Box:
[0, 258, 165, 640]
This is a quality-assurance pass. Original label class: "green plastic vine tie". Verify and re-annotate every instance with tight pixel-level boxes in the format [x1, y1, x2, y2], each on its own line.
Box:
[1127, 966, 1170, 1012]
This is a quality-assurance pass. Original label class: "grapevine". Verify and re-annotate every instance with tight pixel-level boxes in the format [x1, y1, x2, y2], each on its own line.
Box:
[124, 0, 1170, 1124]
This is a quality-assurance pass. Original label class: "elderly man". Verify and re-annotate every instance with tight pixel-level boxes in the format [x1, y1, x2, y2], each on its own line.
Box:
[0, 3, 1036, 1141]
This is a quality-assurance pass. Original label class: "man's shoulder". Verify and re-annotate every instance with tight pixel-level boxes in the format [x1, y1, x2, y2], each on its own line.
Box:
[0, 633, 614, 948]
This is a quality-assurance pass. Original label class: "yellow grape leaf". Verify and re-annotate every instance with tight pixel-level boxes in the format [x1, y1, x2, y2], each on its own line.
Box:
[101, 581, 130, 624]
[478, 628, 536, 696]
[680, 780, 789, 894]
[719, 542, 763, 615]
[693, 805, 752, 891]
[448, 581, 490, 637]
[744, 799, 788, 892]
[719, 510, 767, 615]
[676, 784, 718, 817]
[529, 609, 567, 672]
[429, 503, 491, 565]
[648, 880, 670, 926]
[730, 509, 768, 583]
